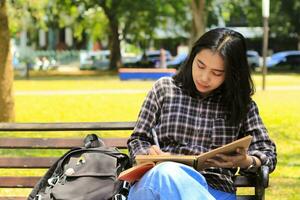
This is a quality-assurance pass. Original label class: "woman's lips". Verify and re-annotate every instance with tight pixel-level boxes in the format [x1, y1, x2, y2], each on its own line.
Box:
[197, 82, 209, 89]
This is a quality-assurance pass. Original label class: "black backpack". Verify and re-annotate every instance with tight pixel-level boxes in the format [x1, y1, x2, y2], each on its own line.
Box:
[28, 134, 131, 200]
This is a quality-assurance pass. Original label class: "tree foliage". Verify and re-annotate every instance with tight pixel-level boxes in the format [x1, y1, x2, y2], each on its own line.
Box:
[50, 0, 190, 69]
[6, 0, 217, 68]
[270, 0, 300, 49]
[7, 0, 48, 36]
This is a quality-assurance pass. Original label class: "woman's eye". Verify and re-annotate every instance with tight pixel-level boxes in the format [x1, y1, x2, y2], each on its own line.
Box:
[213, 72, 223, 76]
[197, 64, 205, 69]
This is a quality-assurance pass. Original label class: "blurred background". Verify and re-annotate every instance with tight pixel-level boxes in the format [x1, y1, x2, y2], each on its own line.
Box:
[2, 0, 300, 75]
[0, 0, 300, 199]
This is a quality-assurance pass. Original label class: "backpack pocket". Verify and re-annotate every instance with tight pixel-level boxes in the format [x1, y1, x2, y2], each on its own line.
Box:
[51, 151, 119, 200]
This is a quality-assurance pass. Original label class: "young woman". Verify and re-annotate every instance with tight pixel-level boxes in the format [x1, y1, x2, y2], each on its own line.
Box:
[127, 28, 277, 200]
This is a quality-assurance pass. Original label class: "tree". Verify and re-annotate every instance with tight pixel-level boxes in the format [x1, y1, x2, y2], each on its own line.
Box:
[189, 0, 220, 46]
[8, 0, 210, 70]
[98, 0, 122, 69]
[54, 0, 189, 70]
[219, 0, 262, 26]
[219, 0, 300, 50]
[190, 0, 206, 44]
[270, 0, 300, 50]
[99, 0, 190, 69]
[0, 0, 15, 122]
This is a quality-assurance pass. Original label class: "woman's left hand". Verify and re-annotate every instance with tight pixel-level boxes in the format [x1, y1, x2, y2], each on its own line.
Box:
[204, 148, 252, 169]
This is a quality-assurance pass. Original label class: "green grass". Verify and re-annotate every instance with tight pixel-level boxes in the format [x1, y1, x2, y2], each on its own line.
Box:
[15, 94, 146, 122]
[1, 73, 300, 199]
[251, 91, 300, 200]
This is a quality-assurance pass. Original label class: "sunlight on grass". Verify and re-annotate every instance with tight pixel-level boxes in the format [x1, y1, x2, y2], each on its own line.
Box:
[14, 76, 154, 91]
[1, 74, 299, 198]
[266, 177, 300, 200]
[252, 73, 300, 87]
[15, 94, 147, 122]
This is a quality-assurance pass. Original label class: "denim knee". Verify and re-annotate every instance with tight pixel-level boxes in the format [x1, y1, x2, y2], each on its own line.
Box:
[151, 161, 208, 188]
[128, 161, 215, 200]
[151, 161, 180, 175]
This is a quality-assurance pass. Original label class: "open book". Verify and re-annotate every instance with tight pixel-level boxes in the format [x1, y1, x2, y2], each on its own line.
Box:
[118, 135, 252, 183]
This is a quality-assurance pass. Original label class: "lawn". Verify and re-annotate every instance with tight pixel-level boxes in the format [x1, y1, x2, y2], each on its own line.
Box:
[1, 73, 300, 199]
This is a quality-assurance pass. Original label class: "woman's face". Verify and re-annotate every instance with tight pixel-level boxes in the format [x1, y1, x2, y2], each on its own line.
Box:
[192, 49, 225, 96]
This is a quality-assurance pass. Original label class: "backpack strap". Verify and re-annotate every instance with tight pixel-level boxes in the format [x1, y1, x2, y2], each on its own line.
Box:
[27, 147, 79, 200]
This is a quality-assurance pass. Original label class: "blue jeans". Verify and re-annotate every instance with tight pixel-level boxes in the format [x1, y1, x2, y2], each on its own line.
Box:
[128, 162, 236, 200]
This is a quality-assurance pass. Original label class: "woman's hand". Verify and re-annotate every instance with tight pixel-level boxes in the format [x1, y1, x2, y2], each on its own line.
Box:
[204, 148, 255, 169]
[147, 145, 171, 155]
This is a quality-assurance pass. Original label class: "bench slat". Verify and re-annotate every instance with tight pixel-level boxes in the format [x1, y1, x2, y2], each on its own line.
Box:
[0, 197, 26, 200]
[0, 175, 255, 188]
[0, 122, 135, 131]
[237, 196, 256, 200]
[234, 176, 256, 187]
[0, 157, 58, 168]
[0, 177, 39, 188]
[0, 157, 257, 186]
[0, 138, 128, 149]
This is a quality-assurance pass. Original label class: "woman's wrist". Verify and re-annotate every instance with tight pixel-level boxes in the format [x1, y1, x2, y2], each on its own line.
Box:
[244, 156, 262, 171]
[252, 156, 261, 168]
[242, 155, 254, 169]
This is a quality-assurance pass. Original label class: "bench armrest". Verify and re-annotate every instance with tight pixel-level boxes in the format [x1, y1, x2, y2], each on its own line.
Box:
[258, 165, 269, 188]
[254, 165, 269, 200]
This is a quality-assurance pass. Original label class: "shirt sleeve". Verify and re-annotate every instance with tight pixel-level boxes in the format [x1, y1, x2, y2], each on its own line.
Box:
[127, 80, 163, 159]
[241, 101, 277, 173]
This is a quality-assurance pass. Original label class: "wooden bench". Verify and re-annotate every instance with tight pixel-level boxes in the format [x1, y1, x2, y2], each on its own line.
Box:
[0, 122, 269, 200]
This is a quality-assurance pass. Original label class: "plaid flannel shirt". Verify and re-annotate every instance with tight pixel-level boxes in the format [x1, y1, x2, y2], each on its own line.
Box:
[128, 77, 277, 193]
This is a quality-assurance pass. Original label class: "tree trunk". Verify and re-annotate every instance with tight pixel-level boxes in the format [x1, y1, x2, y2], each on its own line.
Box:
[99, 1, 122, 70]
[0, 0, 15, 122]
[190, 0, 206, 46]
[108, 18, 122, 70]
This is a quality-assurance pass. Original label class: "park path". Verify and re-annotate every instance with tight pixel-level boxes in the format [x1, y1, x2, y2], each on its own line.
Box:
[14, 86, 300, 96]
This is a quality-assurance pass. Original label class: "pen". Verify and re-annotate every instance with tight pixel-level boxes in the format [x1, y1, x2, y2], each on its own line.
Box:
[151, 128, 160, 148]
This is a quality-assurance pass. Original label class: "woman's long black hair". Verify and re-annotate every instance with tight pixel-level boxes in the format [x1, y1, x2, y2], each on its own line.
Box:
[173, 28, 255, 125]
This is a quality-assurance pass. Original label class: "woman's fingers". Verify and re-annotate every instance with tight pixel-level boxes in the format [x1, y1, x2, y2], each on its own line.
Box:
[151, 145, 163, 154]
[148, 145, 170, 155]
[205, 159, 235, 168]
[216, 153, 244, 163]
[236, 147, 246, 155]
[148, 147, 158, 155]
[204, 148, 249, 168]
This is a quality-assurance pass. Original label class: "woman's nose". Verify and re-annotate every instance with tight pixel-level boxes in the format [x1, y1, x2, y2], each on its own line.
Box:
[200, 70, 210, 83]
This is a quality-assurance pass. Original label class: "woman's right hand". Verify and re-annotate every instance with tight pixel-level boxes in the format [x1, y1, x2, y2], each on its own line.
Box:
[148, 145, 171, 155]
